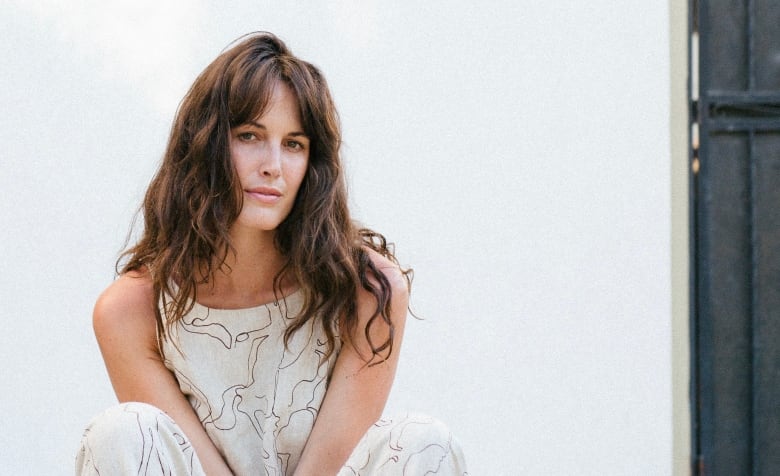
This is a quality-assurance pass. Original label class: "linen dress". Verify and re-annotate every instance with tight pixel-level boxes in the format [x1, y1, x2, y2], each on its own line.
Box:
[76, 289, 467, 475]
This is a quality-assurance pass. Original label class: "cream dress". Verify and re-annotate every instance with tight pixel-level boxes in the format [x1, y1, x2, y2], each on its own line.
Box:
[76, 290, 467, 475]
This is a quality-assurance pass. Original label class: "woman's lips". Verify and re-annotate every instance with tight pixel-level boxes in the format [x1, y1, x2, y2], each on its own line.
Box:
[246, 186, 282, 204]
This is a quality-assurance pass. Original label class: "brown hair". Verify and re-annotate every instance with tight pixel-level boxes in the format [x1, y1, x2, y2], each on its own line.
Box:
[120, 32, 410, 364]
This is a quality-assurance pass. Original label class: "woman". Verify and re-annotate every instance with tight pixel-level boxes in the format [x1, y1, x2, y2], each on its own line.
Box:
[76, 32, 467, 475]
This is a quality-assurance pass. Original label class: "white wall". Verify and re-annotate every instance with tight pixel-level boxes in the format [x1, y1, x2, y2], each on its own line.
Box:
[0, 1, 677, 474]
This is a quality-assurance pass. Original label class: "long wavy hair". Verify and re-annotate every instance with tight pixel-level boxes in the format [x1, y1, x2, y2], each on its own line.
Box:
[120, 32, 411, 365]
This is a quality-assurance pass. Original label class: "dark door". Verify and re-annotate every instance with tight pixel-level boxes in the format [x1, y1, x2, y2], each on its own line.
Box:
[692, 1, 780, 474]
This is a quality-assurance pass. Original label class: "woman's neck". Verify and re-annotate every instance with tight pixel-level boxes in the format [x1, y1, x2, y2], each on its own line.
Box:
[196, 228, 294, 309]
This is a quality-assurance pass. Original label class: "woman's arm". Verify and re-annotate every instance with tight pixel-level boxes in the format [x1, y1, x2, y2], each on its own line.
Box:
[92, 270, 233, 476]
[293, 252, 410, 476]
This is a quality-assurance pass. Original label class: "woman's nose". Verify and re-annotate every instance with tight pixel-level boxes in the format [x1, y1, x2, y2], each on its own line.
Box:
[261, 144, 282, 177]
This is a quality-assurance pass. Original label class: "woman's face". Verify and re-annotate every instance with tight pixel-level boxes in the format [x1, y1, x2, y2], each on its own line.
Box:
[228, 82, 310, 235]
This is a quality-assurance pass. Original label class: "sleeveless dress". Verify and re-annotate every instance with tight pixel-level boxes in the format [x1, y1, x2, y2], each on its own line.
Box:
[76, 290, 468, 475]
[161, 289, 337, 474]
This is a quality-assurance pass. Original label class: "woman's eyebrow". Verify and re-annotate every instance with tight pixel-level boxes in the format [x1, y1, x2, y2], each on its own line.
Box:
[246, 121, 266, 129]
[245, 121, 307, 137]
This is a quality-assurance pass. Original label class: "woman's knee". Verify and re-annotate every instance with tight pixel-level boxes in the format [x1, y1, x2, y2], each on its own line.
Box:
[343, 413, 467, 475]
[77, 402, 202, 476]
[385, 414, 467, 474]
[82, 402, 170, 444]
[380, 413, 455, 448]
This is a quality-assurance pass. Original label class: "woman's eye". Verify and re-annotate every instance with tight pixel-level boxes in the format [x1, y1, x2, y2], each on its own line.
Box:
[237, 132, 256, 141]
[286, 140, 304, 151]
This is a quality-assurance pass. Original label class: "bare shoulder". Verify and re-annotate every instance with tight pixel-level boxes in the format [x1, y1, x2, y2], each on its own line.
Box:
[93, 269, 157, 345]
[357, 247, 410, 321]
[363, 247, 410, 297]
